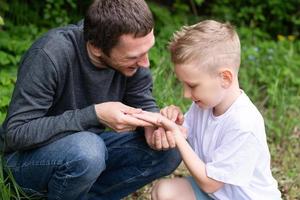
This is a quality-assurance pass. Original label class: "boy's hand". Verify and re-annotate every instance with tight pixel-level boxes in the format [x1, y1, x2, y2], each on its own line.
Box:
[157, 116, 183, 136]
[133, 111, 176, 150]
[133, 111, 187, 149]
[144, 126, 176, 150]
[160, 105, 184, 125]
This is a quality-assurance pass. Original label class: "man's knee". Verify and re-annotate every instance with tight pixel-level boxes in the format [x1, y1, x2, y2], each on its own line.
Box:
[161, 148, 181, 175]
[62, 132, 107, 182]
[152, 148, 182, 177]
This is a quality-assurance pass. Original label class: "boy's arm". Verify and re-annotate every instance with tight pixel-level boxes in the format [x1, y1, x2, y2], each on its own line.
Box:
[132, 112, 223, 192]
[174, 131, 224, 193]
[159, 117, 224, 194]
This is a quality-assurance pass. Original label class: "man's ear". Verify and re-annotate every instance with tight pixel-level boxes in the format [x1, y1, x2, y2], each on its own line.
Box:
[87, 42, 102, 57]
[218, 68, 233, 88]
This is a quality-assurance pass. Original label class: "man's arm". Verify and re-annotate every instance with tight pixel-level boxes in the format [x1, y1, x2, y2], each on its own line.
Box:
[3, 49, 100, 152]
[4, 49, 157, 152]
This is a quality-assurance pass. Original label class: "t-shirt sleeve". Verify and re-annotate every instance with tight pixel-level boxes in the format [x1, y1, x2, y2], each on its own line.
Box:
[206, 132, 261, 186]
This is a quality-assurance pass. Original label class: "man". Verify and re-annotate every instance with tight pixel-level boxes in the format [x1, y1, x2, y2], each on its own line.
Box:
[0, 0, 181, 199]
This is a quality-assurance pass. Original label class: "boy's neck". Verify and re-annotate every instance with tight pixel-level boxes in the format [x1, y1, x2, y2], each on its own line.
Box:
[213, 83, 241, 116]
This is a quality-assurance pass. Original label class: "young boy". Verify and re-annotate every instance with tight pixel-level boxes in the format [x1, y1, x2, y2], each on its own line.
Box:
[134, 20, 281, 199]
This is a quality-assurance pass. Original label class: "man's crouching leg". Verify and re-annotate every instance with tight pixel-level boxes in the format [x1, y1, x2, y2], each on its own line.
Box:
[88, 130, 182, 200]
[4, 131, 107, 200]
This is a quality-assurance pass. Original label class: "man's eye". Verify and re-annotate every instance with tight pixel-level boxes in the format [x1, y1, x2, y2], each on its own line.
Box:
[127, 57, 138, 60]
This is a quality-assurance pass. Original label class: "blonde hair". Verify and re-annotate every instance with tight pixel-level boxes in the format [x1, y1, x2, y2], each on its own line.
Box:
[169, 20, 241, 73]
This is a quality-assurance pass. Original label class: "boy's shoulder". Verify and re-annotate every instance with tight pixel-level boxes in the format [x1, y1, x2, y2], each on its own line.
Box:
[186, 92, 265, 132]
[230, 92, 263, 119]
[223, 92, 265, 134]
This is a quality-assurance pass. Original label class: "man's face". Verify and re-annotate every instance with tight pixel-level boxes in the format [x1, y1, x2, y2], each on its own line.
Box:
[101, 30, 155, 77]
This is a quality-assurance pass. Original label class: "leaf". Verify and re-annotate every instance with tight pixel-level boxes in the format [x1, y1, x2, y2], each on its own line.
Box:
[0, 16, 4, 26]
[0, 51, 10, 66]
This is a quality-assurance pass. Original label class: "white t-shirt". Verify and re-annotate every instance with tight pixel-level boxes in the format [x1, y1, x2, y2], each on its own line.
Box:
[184, 91, 281, 200]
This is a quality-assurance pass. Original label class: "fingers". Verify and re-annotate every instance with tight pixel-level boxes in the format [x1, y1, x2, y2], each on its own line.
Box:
[158, 116, 178, 131]
[176, 112, 184, 125]
[165, 130, 176, 148]
[130, 112, 161, 125]
[158, 127, 170, 150]
[117, 114, 155, 130]
[151, 128, 176, 150]
[122, 105, 142, 115]
[160, 105, 184, 124]
[154, 130, 162, 150]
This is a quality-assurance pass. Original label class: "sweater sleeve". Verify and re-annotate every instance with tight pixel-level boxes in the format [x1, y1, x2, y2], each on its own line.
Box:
[3, 48, 99, 152]
[123, 68, 159, 112]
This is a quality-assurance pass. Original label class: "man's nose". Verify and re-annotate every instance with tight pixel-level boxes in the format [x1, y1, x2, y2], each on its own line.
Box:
[137, 54, 150, 68]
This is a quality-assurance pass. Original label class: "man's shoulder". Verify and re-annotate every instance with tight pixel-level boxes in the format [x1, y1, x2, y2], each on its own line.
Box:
[23, 22, 85, 72]
[30, 22, 84, 56]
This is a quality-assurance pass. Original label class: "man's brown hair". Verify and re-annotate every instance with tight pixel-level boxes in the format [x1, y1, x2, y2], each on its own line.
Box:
[84, 0, 154, 55]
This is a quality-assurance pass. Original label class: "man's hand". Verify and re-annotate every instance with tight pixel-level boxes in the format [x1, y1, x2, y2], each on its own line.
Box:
[94, 102, 155, 132]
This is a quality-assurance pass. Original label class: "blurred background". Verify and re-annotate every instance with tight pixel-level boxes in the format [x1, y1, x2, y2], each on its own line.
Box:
[0, 0, 299, 199]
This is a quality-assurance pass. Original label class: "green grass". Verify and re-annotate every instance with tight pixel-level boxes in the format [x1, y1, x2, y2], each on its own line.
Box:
[0, 157, 30, 200]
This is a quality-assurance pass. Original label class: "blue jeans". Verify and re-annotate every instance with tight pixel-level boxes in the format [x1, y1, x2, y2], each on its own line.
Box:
[3, 130, 181, 200]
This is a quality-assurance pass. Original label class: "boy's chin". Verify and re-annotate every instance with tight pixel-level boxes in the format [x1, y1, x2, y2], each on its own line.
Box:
[195, 101, 207, 108]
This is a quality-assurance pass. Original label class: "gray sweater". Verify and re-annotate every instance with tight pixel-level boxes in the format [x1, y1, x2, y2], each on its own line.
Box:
[0, 22, 158, 153]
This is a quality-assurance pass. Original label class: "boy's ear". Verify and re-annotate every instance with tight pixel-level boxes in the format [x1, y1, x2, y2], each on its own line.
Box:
[218, 68, 233, 88]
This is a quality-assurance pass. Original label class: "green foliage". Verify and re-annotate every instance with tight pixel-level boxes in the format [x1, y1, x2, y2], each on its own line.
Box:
[2, 0, 80, 28]
[163, 0, 300, 38]
[0, 0, 9, 15]
[239, 37, 300, 141]
[148, 3, 192, 110]
[43, 0, 78, 26]
[0, 16, 4, 25]
[204, 0, 300, 38]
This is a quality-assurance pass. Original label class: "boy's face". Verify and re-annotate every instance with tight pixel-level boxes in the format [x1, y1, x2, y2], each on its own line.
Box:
[175, 62, 226, 109]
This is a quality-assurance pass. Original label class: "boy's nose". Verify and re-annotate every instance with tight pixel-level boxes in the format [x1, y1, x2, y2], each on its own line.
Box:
[137, 54, 150, 68]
